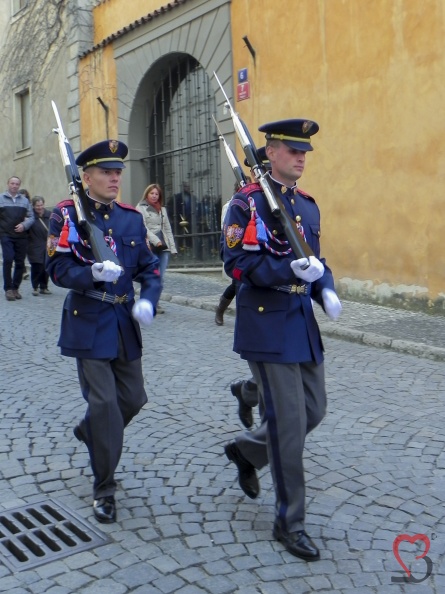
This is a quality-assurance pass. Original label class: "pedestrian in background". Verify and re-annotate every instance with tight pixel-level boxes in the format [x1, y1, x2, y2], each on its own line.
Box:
[46, 140, 161, 524]
[215, 192, 239, 326]
[215, 177, 252, 326]
[222, 119, 342, 561]
[137, 183, 177, 313]
[28, 196, 51, 296]
[215, 153, 266, 326]
[19, 188, 32, 281]
[0, 176, 34, 301]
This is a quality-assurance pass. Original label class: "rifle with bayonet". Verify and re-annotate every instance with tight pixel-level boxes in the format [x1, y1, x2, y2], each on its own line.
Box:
[212, 115, 248, 189]
[51, 101, 122, 268]
[213, 73, 313, 265]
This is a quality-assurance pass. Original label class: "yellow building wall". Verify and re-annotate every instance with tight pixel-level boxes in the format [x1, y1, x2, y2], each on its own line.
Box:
[231, 0, 445, 305]
[79, 44, 118, 147]
[79, 0, 445, 307]
[93, 0, 165, 45]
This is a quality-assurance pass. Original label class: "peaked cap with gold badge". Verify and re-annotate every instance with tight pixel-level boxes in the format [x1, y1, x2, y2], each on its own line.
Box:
[76, 140, 128, 170]
[258, 119, 319, 152]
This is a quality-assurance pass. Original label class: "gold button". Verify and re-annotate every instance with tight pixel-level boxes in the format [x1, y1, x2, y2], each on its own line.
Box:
[295, 215, 301, 222]
[272, 229, 278, 236]
[104, 214, 109, 220]
[258, 306, 264, 312]
[113, 280, 117, 284]
[108, 229, 112, 235]
[291, 198, 295, 205]
[95, 203, 100, 210]
[73, 310, 78, 315]
[131, 241, 135, 247]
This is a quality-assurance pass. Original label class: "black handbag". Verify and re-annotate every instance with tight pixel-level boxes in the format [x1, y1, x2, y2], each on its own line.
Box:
[151, 240, 168, 255]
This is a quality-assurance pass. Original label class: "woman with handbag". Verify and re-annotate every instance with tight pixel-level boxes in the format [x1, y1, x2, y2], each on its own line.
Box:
[27, 196, 52, 296]
[136, 184, 177, 313]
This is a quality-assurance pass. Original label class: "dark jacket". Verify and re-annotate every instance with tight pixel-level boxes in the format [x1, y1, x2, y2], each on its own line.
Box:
[222, 181, 335, 365]
[27, 208, 51, 264]
[0, 192, 34, 238]
[46, 198, 162, 361]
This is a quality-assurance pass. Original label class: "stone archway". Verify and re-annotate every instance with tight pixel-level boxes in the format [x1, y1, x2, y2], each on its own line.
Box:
[144, 54, 222, 264]
[112, 0, 235, 264]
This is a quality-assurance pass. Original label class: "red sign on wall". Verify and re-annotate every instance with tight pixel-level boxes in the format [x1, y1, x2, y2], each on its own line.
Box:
[237, 81, 250, 101]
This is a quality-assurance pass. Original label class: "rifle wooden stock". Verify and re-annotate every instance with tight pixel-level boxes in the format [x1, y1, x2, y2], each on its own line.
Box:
[51, 101, 122, 268]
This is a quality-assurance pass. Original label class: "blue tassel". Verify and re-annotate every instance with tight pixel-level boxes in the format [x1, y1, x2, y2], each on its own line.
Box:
[67, 220, 78, 244]
[255, 215, 267, 243]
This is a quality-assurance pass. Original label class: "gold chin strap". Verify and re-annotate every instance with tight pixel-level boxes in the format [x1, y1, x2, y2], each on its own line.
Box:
[269, 134, 311, 144]
[84, 157, 124, 168]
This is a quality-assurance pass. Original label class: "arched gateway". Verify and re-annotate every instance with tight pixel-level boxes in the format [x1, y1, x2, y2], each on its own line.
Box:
[115, 0, 233, 267]
[143, 54, 221, 265]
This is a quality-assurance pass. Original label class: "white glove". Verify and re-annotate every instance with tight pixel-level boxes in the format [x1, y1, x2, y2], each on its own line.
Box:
[92, 261, 122, 282]
[322, 288, 342, 320]
[132, 299, 154, 327]
[290, 256, 324, 283]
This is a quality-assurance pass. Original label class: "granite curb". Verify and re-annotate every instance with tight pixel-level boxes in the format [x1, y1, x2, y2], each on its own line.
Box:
[161, 292, 445, 362]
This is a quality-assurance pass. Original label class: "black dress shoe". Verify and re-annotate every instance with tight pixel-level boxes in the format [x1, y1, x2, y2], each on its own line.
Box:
[231, 381, 253, 429]
[224, 441, 259, 499]
[73, 424, 87, 445]
[93, 496, 116, 523]
[273, 523, 320, 561]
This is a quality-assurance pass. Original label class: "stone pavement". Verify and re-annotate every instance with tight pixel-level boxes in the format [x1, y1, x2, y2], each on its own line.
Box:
[0, 272, 444, 594]
[162, 272, 445, 362]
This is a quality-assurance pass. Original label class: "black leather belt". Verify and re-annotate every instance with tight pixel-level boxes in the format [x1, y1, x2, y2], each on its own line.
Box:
[73, 289, 134, 304]
[272, 284, 308, 295]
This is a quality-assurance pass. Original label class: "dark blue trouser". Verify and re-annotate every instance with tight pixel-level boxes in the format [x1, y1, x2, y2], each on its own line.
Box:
[75, 333, 148, 499]
[30, 262, 49, 291]
[236, 360, 326, 533]
[1, 236, 28, 291]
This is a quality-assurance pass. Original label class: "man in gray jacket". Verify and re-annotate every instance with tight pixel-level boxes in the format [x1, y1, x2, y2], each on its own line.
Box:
[0, 176, 34, 300]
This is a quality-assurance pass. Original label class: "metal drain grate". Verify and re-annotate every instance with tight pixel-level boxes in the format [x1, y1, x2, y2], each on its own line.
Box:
[0, 498, 109, 571]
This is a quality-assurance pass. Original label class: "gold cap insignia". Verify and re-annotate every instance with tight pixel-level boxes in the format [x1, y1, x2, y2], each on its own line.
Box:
[302, 121, 312, 134]
[109, 140, 119, 154]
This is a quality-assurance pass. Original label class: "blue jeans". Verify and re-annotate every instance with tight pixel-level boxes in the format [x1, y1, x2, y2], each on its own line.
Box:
[157, 250, 170, 288]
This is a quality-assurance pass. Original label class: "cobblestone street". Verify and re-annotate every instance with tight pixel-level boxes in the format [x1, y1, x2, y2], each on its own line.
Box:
[0, 275, 444, 593]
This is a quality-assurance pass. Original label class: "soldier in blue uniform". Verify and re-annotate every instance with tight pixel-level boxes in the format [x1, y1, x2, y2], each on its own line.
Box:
[222, 120, 342, 560]
[46, 140, 161, 523]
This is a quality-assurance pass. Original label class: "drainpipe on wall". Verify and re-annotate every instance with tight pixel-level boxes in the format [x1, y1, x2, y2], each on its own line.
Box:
[97, 96, 109, 139]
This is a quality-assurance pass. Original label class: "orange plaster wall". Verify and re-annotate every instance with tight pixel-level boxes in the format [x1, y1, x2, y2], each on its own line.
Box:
[79, 44, 118, 148]
[93, 0, 164, 45]
[231, 0, 445, 300]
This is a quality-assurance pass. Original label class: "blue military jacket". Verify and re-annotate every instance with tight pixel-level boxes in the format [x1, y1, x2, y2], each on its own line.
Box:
[46, 198, 161, 361]
[222, 180, 335, 365]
